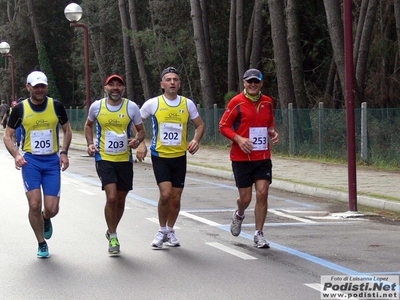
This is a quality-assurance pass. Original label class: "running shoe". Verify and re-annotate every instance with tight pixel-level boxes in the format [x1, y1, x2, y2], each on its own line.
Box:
[37, 243, 49, 258]
[108, 237, 120, 255]
[151, 231, 168, 248]
[230, 210, 244, 236]
[43, 215, 53, 239]
[167, 230, 180, 247]
[253, 231, 270, 248]
[105, 230, 110, 241]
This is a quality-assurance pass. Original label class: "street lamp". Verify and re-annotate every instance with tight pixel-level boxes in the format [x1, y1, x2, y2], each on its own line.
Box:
[0, 41, 16, 103]
[64, 3, 91, 111]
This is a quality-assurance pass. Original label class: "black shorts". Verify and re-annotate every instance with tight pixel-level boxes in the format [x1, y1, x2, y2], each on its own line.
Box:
[151, 155, 186, 188]
[232, 159, 272, 188]
[95, 160, 133, 191]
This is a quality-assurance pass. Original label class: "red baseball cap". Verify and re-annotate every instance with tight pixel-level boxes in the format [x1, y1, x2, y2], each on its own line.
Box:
[105, 74, 125, 85]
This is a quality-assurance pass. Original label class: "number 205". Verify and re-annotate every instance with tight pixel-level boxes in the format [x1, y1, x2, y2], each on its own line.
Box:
[34, 140, 51, 149]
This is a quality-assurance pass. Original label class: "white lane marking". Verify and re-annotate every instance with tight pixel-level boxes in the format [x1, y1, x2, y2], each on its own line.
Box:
[308, 216, 366, 220]
[77, 189, 96, 195]
[305, 283, 357, 299]
[206, 242, 257, 260]
[269, 209, 317, 223]
[305, 283, 322, 292]
[179, 211, 221, 226]
[280, 210, 329, 214]
[146, 218, 159, 224]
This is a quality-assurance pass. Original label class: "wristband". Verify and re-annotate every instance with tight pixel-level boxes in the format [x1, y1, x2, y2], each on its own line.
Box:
[60, 151, 68, 156]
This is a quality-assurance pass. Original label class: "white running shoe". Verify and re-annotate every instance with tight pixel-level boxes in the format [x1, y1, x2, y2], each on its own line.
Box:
[151, 231, 168, 248]
[254, 231, 270, 248]
[167, 230, 180, 247]
[230, 211, 244, 236]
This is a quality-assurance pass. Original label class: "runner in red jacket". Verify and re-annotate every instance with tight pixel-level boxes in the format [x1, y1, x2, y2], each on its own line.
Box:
[219, 68, 279, 248]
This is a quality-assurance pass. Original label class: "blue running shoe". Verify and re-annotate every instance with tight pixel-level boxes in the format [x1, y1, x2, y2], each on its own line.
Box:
[43, 214, 53, 239]
[37, 243, 49, 258]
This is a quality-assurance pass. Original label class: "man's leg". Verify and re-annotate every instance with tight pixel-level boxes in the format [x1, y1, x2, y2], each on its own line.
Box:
[254, 179, 270, 231]
[43, 195, 60, 219]
[253, 179, 271, 248]
[27, 189, 52, 257]
[237, 186, 253, 215]
[166, 187, 183, 228]
[157, 181, 172, 227]
[104, 183, 126, 254]
[230, 187, 252, 236]
[26, 189, 45, 242]
[164, 186, 183, 247]
[150, 181, 172, 248]
[104, 183, 119, 234]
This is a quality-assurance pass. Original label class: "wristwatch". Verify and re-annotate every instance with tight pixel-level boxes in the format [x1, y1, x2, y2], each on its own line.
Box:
[60, 151, 68, 156]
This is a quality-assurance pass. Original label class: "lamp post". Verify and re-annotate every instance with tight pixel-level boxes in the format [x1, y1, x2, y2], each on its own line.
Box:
[0, 41, 16, 103]
[64, 3, 91, 111]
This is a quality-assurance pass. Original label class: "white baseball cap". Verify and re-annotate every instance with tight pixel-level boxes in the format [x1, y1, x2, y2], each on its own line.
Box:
[27, 71, 48, 87]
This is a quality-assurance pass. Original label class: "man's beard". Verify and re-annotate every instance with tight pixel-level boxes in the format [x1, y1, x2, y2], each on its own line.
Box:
[108, 93, 121, 101]
[31, 93, 46, 102]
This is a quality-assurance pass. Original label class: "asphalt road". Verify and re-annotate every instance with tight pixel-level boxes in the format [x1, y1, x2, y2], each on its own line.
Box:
[1, 145, 399, 300]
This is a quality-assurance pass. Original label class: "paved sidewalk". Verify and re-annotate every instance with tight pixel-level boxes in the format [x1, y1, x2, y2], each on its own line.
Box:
[2, 128, 400, 212]
[65, 131, 400, 213]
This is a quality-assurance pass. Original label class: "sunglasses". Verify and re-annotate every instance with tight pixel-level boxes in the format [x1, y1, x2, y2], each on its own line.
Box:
[245, 79, 261, 84]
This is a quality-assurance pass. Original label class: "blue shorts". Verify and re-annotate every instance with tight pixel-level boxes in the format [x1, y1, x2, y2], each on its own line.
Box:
[22, 153, 61, 196]
[16, 126, 21, 143]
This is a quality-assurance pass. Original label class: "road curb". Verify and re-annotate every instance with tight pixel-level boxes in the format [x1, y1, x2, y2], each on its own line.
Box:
[50, 141, 400, 214]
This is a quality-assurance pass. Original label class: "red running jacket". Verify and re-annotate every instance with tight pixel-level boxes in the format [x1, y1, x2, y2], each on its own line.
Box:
[219, 92, 275, 161]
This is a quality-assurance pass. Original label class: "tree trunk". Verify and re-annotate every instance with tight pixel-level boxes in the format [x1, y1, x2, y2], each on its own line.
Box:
[236, 0, 245, 90]
[128, 0, 152, 105]
[26, 0, 60, 100]
[200, 0, 212, 65]
[118, 0, 135, 101]
[395, 0, 400, 54]
[380, 1, 395, 107]
[199, 0, 218, 106]
[268, 0, 295, 109]
[324, 58, 336, 107]
[250, 0, 264, 69]
[6, 0, 18, 22]
[245, 9, 254, 67]
[90, 34, 106, 94]
[286, 0, 307, 108]
[353, 0, 369, 67]
[323, 0, 346, 101]
[355, 0, 378, 107]
[189, 0, 216, 108]
[227, 0, 237, 93]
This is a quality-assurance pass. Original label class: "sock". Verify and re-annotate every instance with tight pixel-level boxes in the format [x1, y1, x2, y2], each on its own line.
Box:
[109, 233, 117, 239]
[42, 211, 49, 221]
[236, 211, 245, 219]
[159, 226, 167, 233]
[255, 230, 263, 236]
[167, 226, 174, 232]
[39, 241, 47, 247]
